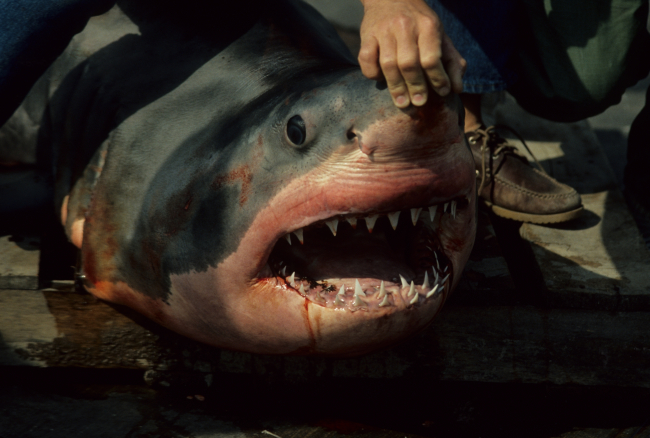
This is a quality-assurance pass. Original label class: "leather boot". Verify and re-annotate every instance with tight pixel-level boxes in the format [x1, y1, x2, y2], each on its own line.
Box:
[467, 126, 583, 224]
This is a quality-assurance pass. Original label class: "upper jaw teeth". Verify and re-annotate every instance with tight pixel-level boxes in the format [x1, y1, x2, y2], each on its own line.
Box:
[293, 228, 304, 244]
[283, 197, 466, 242]
[365, 214, 378, 233]
[387, 211, 400, 230]
[410, 207, 422, 225]
[325, 218, 338, 236]
[428, 205, 437, 221]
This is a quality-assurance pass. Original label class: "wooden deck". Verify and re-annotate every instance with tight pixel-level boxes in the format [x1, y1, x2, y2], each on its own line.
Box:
[2, 97, 650, 389]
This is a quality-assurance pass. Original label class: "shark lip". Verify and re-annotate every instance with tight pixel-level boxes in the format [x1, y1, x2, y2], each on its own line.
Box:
[257, 194, 469, 311]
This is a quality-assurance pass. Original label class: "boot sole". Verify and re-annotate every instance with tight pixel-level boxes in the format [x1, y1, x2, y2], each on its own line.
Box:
[483, 201, 584, 224]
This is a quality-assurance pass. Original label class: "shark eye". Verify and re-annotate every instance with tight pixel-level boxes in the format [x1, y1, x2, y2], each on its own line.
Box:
[286, 115, 306, 146]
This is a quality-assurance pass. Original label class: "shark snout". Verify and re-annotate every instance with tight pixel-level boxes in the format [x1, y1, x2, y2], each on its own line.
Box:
[347, 91, 458, 160]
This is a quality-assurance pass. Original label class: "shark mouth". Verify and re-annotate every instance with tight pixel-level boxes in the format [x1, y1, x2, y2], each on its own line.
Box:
[258, 195, 469, 312]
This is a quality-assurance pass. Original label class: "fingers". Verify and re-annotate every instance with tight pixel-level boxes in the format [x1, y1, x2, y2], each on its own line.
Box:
[358, 36, 382, 81]
[378, 32, 412, 108]
[440, 33, 466, 94]
[358, 0, 467, 108]
[418, 20, 451, 97]
[385, 24, 466, 106]
[394, 19, 430, 107]
[378, 19, 432, 108]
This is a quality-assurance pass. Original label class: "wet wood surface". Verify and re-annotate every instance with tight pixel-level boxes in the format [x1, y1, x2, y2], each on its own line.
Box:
[491, 96, 650, 311]
[0, 234, 40, 290]
[3, 286, 650, 388]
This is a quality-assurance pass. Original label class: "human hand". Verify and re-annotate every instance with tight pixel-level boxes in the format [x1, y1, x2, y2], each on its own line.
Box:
[358, 0, 466, 108]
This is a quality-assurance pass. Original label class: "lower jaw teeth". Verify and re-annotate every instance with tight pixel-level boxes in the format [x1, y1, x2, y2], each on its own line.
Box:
[270, 224, 450, 308]
[272, 263, 450, 309]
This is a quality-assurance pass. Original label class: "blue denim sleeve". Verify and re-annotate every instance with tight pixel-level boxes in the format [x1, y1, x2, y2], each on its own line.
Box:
[0, 0, 116, 126]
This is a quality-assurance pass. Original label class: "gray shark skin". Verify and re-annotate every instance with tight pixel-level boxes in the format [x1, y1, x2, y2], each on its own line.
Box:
[3, 0, 476, 356]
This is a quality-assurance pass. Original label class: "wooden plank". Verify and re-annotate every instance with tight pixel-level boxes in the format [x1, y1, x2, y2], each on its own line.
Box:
[487, 95, 650, 310]
[0, 288, 159, 368]
[0, 234, 40, 289]
[262, 424, 425, 438]
[522, 191, 650, 310]
[0, 289, 59, 366]
[452, 208, 516, 306]
[436, 306, 650, 387]
[557, 429, 650, 438]
[4, 289, 650, 388]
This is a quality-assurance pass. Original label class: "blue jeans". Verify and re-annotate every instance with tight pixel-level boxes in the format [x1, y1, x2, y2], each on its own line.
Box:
[0, 0, 115, 126]
[427, 0, 520, 94]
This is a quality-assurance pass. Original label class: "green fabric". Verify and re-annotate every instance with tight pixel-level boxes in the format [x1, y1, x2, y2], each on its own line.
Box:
[509, 0, 650, 122]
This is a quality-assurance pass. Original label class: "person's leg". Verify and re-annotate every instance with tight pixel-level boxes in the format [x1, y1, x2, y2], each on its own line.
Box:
[460, 93, 482, 132]
[624, 83, 650, 245]
[428, 0, 518, 121]
[625, 85, 650, 194]
[425, 0, 583, 224]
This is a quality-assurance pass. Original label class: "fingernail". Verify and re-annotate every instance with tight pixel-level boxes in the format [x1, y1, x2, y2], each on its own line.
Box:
[412, 94, 425, 105]
[436, 86, 450, 96]
[395, 95, 408, 107]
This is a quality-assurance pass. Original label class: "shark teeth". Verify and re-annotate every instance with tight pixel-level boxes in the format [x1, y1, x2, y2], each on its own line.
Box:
[334, 284, 346, 305]
[429, 205, 438, 221]
[365, 215, 378, 232]
[410, 207, 422, 225]
[407, 281, 416, 297]
[400, 274, 409, 289]
[281, 196, 466, 245]
[271, 198, 465, 307]
[354, 279, 366, 297]
[325, 218, 338, 236]
[289, 272, 296, 287]
[275, 226, 455, 306]
[377, 281, 386, 299]
[409, 286, 419, 304]
[387, 211, 400, 230]
[426, 283, 439, 298]
[281, 264, 450, 308]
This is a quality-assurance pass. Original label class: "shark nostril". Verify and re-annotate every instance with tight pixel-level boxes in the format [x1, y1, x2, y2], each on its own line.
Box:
[346, 128, 357, 141]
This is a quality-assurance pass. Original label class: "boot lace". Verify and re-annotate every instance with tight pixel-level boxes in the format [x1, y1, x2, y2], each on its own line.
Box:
[467, 125, 546, 194]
